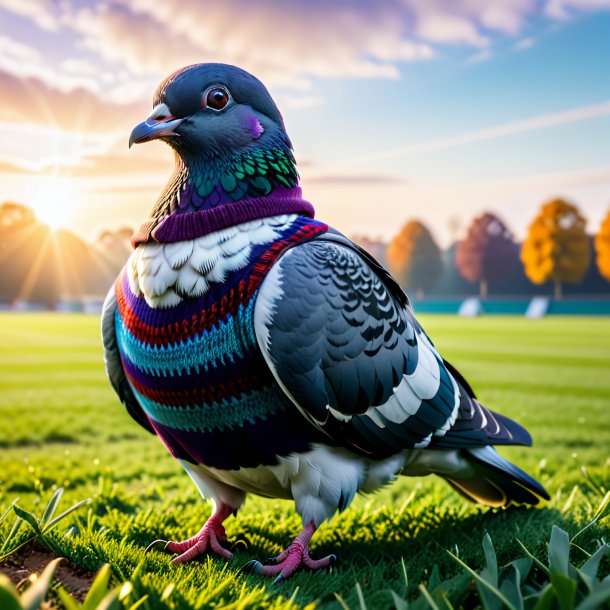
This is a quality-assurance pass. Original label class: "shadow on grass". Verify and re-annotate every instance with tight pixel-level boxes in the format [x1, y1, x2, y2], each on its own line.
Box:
[129, 504, 578, 609]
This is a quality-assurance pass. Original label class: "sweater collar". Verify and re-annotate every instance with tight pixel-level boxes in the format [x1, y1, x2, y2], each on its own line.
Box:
[131, 187, 314, 248]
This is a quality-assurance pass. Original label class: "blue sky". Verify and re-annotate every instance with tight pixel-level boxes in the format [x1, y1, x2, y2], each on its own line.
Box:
[0, 0, 609, 245]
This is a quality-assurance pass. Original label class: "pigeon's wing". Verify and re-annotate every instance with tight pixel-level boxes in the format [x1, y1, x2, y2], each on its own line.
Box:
[101, 285, 155, 434]
[254, 234, 530, 457]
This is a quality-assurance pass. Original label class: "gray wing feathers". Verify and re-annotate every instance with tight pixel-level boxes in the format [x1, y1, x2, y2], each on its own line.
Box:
[255, 237, 532, 458]
[254, 241, 459, 457]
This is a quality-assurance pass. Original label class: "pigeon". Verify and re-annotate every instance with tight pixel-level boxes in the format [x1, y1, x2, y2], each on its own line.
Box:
[102, 63, 549, 583]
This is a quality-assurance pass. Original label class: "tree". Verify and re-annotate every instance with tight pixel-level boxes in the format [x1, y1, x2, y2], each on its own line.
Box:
[0, 201, 36, 228]
[521, 198, 590, 300]
[387, 220, 442, 299]
[455, 212, 517, 299]
[595, 209, 610, 282]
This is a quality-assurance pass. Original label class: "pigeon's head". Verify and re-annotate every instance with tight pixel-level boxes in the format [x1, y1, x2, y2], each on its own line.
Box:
[129, 63, 289, 159]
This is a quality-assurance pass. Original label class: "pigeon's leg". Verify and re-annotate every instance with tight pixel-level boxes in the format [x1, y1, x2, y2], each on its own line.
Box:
[242, 521, 336, 583]
[166, 502, 235, 562]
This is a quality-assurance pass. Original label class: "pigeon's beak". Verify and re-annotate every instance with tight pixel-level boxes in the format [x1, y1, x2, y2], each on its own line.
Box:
[129, 103, 184, 148]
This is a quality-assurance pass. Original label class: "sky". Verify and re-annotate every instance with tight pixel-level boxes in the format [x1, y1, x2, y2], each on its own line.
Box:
[0, 0, 609, 247]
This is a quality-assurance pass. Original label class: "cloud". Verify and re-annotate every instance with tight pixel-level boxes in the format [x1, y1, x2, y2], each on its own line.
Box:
[64, 0, 435, 90]
[0, 160, 33, 174]
[0, 130, 173, 177]
[64, 3, 205, 77]
[404, 0, 534, 47]
[0, 35, 41, 62]
[466, 49, 493, 64]
[0, 68, 141, 134]
[337, 99, 610, 167]
[53, 0, 552, 98]
[0, 33, 147, 100]
[280, 95, 325, 110]
[477, 164, 610, 192]
[0, 0, 58, 31]
[2, 0, 608, 96]
[420, 164, 610, 199]
[515, 36, 535, 49]
[60, 58, 101, 77]
[303, 173, 407, 186]
[545, 0, 610, 19]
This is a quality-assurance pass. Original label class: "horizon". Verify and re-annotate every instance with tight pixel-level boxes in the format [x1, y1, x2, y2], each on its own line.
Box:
[1, 1, 609, 247]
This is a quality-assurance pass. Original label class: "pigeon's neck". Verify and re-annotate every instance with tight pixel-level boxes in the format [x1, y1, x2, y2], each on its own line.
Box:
[155, 143, 298, 215]
[131, 144, 314, 247]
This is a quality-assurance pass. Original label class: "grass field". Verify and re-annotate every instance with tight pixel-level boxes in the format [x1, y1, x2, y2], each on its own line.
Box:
[0, 313, 609, 608]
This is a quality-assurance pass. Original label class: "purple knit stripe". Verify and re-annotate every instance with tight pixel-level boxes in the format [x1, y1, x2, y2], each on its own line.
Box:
[132, 187, 314, 246]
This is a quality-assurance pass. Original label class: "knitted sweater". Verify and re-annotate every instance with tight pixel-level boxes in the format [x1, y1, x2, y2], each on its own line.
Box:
[115, 211, 329, 470]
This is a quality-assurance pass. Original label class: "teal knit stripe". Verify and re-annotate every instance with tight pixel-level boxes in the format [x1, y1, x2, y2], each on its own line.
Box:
[133, 384, 285, 432]
[116, 298, 258, 377]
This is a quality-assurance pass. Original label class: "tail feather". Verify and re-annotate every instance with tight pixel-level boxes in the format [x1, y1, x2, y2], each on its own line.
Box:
[445, 446, 550, 507]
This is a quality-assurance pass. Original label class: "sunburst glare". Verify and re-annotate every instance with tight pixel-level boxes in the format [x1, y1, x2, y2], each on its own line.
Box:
[29, 175, 79, 230]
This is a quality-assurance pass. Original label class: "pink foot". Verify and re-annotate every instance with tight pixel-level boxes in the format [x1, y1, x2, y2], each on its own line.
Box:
[242, 521, 336, 583]
[147, 503, 234, 562]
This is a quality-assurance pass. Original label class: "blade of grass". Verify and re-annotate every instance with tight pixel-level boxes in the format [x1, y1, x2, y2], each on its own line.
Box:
[401, 557, 409, 590]
[548, 526, 570, 577]
[447, 550, 518, 610]
[574, 581, 610, 610]
[21, 557, 63, 610]
[417, 584, 441, 610]
[58, 587, 81, 610]
[515, 539, 550, 576]
[0, 518, 24, 555]
[355, 582, 367, 610]
[334, 593, 351, 610]
[0, 499, 18, 526]
[579, 542, 610, 579]
[571, 491, 610, 543]
[82, 563, 112, 610]
[45, 498, 90, 532]
[13, 506, 40, 535]
[0, 574, 23, 610]
[41, 488, 64, 527]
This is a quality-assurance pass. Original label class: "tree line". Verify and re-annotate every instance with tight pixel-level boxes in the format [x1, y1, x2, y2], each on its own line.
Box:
[2, 198, 610, 304]
[388, 198, 610, 300]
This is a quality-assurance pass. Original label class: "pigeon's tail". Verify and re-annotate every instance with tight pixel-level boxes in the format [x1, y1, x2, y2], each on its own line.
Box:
[444, 446, 550, 507]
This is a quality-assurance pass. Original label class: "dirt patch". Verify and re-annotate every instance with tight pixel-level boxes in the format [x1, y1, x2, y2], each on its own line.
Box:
[0, 544, 96, 603]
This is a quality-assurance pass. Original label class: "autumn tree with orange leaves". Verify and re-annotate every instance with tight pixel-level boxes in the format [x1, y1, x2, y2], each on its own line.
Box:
[387, 220, 442, 299]
[595, 209, 610, 282]
[521, 198, 590, 300]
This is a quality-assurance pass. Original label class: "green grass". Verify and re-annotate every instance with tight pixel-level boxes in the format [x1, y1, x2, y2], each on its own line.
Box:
[0, 313, 609, 608]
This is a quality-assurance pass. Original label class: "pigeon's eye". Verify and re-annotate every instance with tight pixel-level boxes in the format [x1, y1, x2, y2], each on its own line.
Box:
[205, 87, 229, 110]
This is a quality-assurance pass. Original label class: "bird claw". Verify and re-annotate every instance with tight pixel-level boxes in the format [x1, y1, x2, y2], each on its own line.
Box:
[242, 549, 337, 582]
[239, 522, 338, 582]
[239, 559, 264, 575]
[145, 539, 169, 554]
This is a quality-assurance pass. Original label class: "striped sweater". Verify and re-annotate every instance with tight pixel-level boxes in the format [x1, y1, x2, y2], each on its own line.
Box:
[115, 214, 329, 470]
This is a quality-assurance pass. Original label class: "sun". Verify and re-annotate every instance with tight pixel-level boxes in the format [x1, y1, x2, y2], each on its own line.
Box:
[30, 176, 78, 230]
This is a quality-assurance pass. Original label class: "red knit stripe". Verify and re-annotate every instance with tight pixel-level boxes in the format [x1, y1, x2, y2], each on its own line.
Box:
[248, 222, 328, 291]
[125, 369, 260, 406]
[116, 278, 248, 347]
[116, 221, 328, 348]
